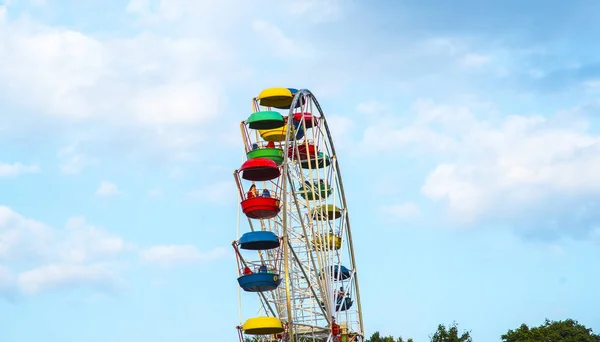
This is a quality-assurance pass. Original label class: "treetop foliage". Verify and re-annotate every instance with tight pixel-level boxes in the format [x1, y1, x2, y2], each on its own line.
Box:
[243, 317, 599, 342]
[429, 322, 472, 342]
[365, 331, 414, 342]
[501, 318, 600, 342]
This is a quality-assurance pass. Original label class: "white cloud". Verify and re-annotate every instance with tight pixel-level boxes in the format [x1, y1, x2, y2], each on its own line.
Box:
[583, 79, 600, 93]
[420, 111, 600, 222]
[0, 1, 351, 167]
[0, 265, 15, 293]
[1, 206, 227, 297]
[0, 208, 125, 264]
[417, 38, 497, 71]
[0, 265, 13, 285]
[285, 0, 342, 23]
[360, 123, 457, 154]
[379, 202, 420, 221]
[353, 99, 599, 237]
[354, 97, 600, 237]
[252, 20, 314, 59]
[0, 206, 127, 296]
[0, 10, 237, 161]
[95, 181, 119, 197]
[131, 82, 220, 125]
[0, 206, 54, 262]
[18, 263, 119, 295]
[356, 101, 388, 116]
[372, 175, 403, 197]
[140, 245, 227, 268]
[0, 5, 6, 24]
[125, 0, 148, 13]
[0, 25, 109, 120]
[57, 145, 90, 174]
[323, 114, 354, 150]
[420, 37, 461, 56]
[188, 180, 237, 205]
[147, 188, 163, 198]
[60, 217, 125, 263]
[124, 0, 253, 27]
[0, 162, 39, 177]
[460, 53, 491, 67]
[411, 98, 481, 128]
[0, 24, 226, 124]
[356, 98, 489, 155]
[0, 264, 17, 301]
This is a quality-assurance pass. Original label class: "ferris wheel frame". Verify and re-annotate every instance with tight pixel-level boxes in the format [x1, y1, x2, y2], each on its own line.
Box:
[280, 89, 364, 341]
[234, 88, 364, 342]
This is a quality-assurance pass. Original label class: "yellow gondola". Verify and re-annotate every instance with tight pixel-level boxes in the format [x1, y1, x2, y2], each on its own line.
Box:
[312, 204, 342, 220]
[242, 316, 284, 335]
[258, 123, 295, 142]
[257, 87, 301, 109]
[313, 234, 342, 250]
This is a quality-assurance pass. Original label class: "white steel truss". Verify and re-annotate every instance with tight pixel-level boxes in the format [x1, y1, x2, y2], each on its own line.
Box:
[237, 89, 364, 342]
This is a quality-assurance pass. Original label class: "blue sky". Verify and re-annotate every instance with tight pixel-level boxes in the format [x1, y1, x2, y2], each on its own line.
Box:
[1, 0, 600, 341]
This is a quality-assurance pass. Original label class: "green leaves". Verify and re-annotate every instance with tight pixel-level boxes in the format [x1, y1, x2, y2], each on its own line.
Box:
[429, 322, 473, 342]
[501, 319, 600, 342]
[242, 318, 598, 342]
[365, 331, 414, 342]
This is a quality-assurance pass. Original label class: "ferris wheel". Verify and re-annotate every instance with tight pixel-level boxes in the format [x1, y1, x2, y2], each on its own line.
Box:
[232, 88, 364, 342]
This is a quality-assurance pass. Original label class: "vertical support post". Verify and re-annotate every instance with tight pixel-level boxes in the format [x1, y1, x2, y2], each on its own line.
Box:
[281, 98, 297, 342]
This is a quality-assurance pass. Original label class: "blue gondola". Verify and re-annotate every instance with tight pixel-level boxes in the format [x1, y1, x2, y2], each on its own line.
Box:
[292, 119, 305, 139]
[330, 265, 351, 280]
[237, 272, 282, 292]
[319, 265, 351, 280]
[320, 297, 354, 312]
[336, 297, 353, 311]
[295, 126, 305, 139]
[239, 231, 280, 250]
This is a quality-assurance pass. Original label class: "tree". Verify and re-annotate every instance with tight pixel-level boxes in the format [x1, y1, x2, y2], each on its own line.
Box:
[501, 319, 600, 342]
[243, 331, 415, 342]
[430, 322, 472, 342]
[365, 331, 414, 342]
